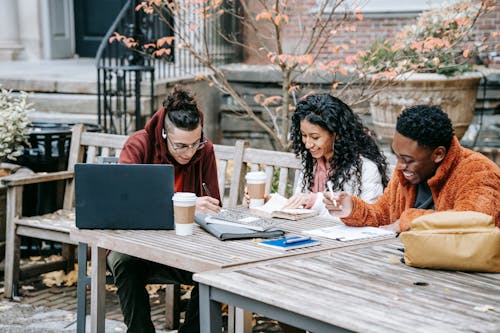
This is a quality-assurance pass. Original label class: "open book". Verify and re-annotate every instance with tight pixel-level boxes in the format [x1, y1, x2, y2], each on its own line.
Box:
[251, 193, 318, 221]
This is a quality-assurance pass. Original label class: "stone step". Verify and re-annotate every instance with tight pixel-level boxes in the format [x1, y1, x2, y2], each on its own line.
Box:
[25, 92, 154, 118]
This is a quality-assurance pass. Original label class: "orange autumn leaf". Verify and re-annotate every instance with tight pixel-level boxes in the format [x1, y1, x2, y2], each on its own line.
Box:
[338, 68, 348, 76]
[254, 93, 265, 104]
[194, 73, 208, 81]
[256, 11, 273, 22]
[153, 48, 171, 56]
[288, 85, 300, 94]
[274, 14, 289, 26]
[157, 36, 175, 47]
[262, 95, 282, 106]
[463, 49, 471, 58]
[354, 11, 364, 20]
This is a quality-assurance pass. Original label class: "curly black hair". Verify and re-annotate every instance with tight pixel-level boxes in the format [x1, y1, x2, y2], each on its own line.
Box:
[290, 93, 389, 195]
[396, 105, 454, 150]
[163, 87, 202, 131]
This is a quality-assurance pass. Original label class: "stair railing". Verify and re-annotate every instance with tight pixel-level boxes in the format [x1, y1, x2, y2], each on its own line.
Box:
[96, 0, 241, 135]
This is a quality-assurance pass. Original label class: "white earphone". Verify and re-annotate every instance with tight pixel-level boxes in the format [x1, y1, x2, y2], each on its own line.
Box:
[162, 128, 167, 139]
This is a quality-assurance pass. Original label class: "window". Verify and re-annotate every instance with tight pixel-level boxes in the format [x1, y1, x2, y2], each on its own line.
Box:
[315, 0, 452, 18]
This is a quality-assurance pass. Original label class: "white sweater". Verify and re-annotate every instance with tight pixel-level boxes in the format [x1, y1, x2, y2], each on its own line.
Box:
[294, 157, 385, 220]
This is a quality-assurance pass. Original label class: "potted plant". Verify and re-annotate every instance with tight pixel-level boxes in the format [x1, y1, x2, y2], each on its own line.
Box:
[0, 87, 32, 257]
[0, 87, 32, 165]
[357, 0, 495, 143]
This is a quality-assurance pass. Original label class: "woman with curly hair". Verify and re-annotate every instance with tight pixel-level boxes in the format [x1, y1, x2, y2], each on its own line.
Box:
[284, 93, 389, 217]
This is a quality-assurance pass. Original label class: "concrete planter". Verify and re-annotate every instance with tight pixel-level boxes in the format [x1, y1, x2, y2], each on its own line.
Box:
[369, 72, 482, 144]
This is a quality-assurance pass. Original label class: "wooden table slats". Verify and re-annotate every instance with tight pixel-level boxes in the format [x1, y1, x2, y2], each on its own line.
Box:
[70, 215, 395, 273]
[195, 241, 500, 333]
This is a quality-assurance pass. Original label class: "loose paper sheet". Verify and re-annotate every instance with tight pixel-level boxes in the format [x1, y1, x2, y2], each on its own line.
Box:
[304, 225, 395, 241]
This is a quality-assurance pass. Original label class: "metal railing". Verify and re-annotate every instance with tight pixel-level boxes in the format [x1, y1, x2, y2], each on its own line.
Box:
[96, 0, 241, 135]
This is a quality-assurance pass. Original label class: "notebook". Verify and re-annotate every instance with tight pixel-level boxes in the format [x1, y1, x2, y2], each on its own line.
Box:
[75, 163, 175, 230]
[258, 235, 321, 251]
[206, 207, 284, 231]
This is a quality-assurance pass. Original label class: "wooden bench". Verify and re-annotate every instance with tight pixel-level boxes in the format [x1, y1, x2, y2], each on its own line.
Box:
[1, 124, 245, 330]
[223, 145, 303, 332]
[242, 146, 302, 198]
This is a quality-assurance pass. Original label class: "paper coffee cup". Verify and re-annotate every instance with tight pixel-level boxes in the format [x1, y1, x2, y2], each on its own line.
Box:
[245, 171, 266, 208]
[172, 192, 197, 236]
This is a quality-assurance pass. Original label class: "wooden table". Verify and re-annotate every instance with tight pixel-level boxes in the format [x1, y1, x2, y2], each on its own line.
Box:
[70, 213, 394, 332]
[194, 241, 500, 333]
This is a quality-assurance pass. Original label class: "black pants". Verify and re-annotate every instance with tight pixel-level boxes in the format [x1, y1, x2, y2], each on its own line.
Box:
[107, 251, 200, 333]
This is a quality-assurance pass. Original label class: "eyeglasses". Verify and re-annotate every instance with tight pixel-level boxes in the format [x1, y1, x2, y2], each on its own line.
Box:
[166, 135, 208, 152]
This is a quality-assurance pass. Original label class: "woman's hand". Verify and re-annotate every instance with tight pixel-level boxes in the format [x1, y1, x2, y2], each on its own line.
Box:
[244, 186, 270, 206]
[282, 193, 315, 209]
[323, 191, 353, 218]
[195, 196, 221, 215]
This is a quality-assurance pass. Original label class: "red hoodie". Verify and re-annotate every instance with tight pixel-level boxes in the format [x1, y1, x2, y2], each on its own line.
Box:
[119, 107, 221, 203]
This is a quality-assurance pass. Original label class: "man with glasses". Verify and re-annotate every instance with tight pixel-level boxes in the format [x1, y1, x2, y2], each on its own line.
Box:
[324, 105, 499, 232]
[108, 87, 221, 333]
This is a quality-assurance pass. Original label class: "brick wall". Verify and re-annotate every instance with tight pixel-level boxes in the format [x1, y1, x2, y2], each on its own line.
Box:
[242, 1, 499, 65]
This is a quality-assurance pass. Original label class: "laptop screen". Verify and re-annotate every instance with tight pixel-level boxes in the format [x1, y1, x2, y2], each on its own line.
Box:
[75, 163, 175, 230]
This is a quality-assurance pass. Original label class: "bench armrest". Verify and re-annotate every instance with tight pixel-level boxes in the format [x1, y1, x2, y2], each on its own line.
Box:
[1, 170, 74, 187]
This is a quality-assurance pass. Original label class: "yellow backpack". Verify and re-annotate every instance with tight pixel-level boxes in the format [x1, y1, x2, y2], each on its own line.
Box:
[400, 211, 500, 273]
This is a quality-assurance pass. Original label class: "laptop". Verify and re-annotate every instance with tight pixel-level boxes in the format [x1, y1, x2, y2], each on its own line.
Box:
[75, 163, 175, 230]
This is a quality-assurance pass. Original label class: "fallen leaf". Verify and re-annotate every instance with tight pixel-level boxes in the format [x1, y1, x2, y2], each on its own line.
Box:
[21, 285, 35, 291]
[64, 269, 78, 287]
[41, 270, 66, 287]
[45, 254, 64, 263]
[146, 284, 162, 296]
[474, 305, 496, 312]
[105, 284, 118, 292]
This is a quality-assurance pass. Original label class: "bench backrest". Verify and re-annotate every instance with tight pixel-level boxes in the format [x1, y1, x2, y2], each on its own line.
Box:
[63, 124, 129, 209]
[213, 140, 246, 208]
[242, 147, 302, 198]
[64, 125, 246, 210]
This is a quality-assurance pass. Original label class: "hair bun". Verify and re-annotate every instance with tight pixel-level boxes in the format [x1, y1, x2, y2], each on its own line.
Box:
[163, 86, 196, 110]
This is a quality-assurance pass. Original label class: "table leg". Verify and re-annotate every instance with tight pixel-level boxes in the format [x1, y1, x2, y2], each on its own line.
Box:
[90, 245, 106, 332]
[228, 306, 252, 333]
[199, 284, 222, 333]
[76, 243, 89, 333]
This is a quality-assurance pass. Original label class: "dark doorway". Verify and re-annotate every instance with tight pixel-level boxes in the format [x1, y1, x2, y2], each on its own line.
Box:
[74, 0, 128, 57]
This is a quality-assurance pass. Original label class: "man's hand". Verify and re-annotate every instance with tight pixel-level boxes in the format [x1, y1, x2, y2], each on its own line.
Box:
[379, 219, 401, 232]
[196, 196, 221, 214]
[323, 191, 353, 218]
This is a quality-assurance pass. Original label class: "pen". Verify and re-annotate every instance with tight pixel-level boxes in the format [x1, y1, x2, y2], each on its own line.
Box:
[326, 180, 339, 208]
[284, 236, 311, 244]
[202, 182, 212, 197]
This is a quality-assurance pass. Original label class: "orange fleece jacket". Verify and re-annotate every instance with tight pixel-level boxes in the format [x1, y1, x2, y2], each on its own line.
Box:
[342, 137, 500, 231]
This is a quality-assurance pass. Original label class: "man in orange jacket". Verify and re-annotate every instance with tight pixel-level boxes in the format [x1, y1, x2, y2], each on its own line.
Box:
[325, 105, 499, 232]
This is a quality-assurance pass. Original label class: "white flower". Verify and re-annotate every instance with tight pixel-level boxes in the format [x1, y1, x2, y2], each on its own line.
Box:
[0, 88, 32, 161]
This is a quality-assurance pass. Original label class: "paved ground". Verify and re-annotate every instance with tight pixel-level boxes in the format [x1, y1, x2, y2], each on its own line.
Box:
[0, 267, 285, 333]
[0, 273, 170, 332]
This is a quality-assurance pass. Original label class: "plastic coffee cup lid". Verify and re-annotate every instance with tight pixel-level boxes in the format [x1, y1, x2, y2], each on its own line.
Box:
[172, 192, 197, 205]
[245, 171, 266, 183]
